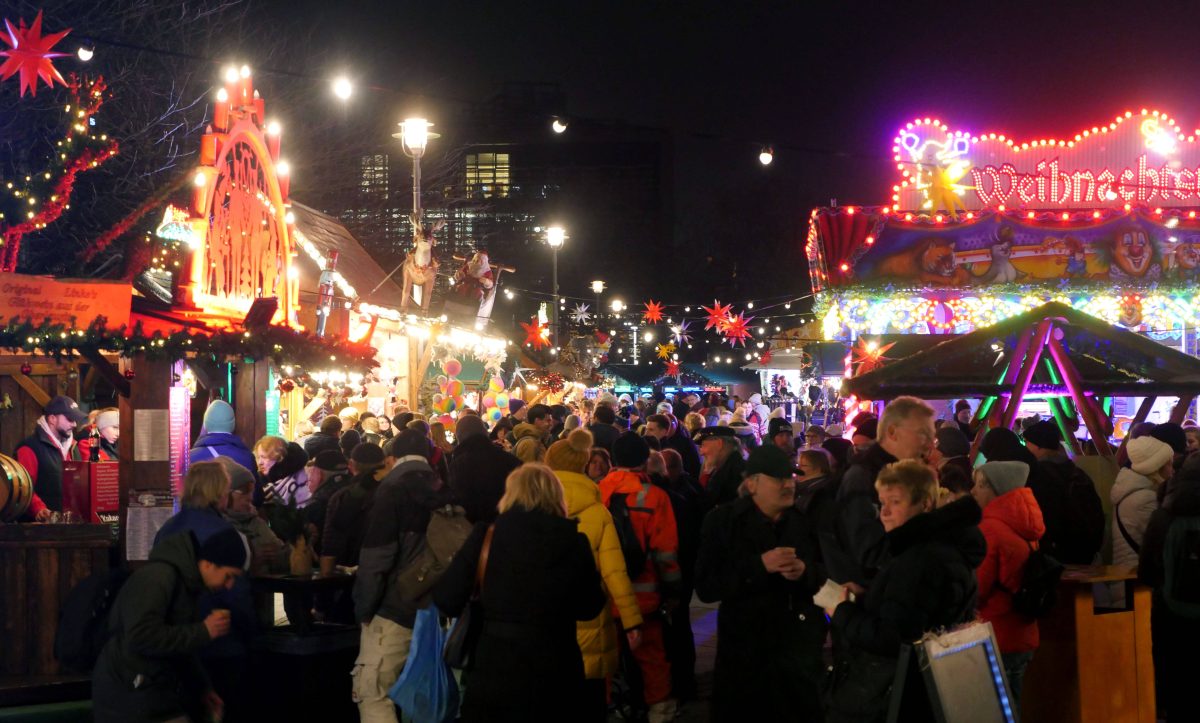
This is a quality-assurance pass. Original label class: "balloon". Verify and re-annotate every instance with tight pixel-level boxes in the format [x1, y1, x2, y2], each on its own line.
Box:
[482, 393, 496, 408]
[487, 408, 503, 422]
[489, 376, 505, 393]
[437, 375, 448, 387]
[496, 393, 509, 409]
[432, 393, 445, 405]
[445, 398, 457, 412]
[444, 359, 463, 378]
[447, 379, 465, 397]
[439, 414, 455, 426]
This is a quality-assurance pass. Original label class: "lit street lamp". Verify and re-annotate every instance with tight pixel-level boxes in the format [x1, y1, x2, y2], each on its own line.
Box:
[591, 279, 605, 319]
[547, 226, 566, 345]
[392, 118, 439, 218]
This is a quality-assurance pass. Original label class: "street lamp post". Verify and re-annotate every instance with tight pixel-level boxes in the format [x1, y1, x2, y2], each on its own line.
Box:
[591, 280, 605, 319]
[547, 226, 566, 345]
[392, 118, 439, 219]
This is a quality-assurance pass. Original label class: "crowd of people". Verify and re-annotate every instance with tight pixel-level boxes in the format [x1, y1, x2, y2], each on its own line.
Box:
[17, 384, 1190, 722]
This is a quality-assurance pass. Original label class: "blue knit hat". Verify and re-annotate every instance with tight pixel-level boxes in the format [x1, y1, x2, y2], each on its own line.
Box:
[203, 400, 236, 434]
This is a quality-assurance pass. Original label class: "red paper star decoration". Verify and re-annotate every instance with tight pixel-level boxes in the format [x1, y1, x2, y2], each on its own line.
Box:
[851, 338, 896, 375]
[702, 300, 734, 331]
[0, 11, 70, 97]
[758, 349, 773, 366]
[664, 360, 681, 378]
[723, 312, 754, 347]
[521, 318, 551, 350]
[642, 300, 664, 324]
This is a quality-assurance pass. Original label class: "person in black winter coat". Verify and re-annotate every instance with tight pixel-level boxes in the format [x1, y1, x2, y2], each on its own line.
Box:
[449, 414, 522, 524]
[827, 397, 937, 588]
[1020, 421, 1105, 565]
[655, 448, 706, 701]
[696, 427, 746, 509]
[587, 404, 622, 452]
[433, 464, 606, 723]
[696, 445, 827, 721]
[1138, 457, 1200, 723]
[824, 461, 986, 723]
[303, 416, 343, 460]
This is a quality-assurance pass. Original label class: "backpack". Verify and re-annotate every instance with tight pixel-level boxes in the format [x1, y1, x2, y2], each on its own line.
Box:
[607, 492, 648, 579]
[1062, 467, 1105, 563]
[1162, 515, 1200, 619]
[393, 505, 474, 604]
[54, 561, 176, 672]
[1009, 544, 1065, 619]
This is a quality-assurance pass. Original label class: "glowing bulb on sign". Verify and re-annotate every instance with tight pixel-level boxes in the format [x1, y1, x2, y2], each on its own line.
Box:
[1142, 118, 1177, 155]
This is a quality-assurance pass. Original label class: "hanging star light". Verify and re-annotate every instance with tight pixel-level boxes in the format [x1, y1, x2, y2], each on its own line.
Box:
[851, 338, 896, 375]
[758, 348, 773, 366]
[0, 11, 70, 97]
[642, 299, 665, 325]
[702, 300, 734, 331]
[655, 341, 676, 360]
[722, 312, 754, 347]
[511, 366, 533, 387]
[671, 320, 693, 345]
[665, 360, 681, 378]
[521, 318, 551, 350]
[569, 302, 593, 325]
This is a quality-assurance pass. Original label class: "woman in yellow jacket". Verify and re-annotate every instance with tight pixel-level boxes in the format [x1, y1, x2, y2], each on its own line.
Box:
[545, 429, 644, 721]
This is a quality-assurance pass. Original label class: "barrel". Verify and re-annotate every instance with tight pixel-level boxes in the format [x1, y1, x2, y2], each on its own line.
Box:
[0, 453, 34, 522]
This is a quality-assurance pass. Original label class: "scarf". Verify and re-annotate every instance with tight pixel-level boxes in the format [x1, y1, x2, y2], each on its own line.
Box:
[38, 416, 75, 460]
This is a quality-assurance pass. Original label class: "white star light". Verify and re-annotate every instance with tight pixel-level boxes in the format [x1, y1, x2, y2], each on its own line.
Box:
[671, 320, 693, 345]
[570, 303, 593, 325]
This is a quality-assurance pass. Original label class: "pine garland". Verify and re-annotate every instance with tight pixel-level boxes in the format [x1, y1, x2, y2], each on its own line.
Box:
[0, 315, 377, 373]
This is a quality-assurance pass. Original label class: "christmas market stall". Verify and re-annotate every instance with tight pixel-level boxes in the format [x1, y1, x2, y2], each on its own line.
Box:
[809, 107, 1200, 430]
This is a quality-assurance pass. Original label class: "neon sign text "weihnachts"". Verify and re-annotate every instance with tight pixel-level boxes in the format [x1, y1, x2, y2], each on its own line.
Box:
[892, 110, 1200, 212]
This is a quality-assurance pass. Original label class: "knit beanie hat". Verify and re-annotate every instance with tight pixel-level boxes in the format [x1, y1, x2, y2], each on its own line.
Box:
[339, 429, 361, 456]
[203, 400, 236, 434]
[312, 450, 348, 472]
[96, 409, 119, 432]
[936, 426, 971, 458]
[564, 414, 582, 432]
[545, 429, 594, 473]
[1149, 422, 1188, 455]
[612, 431, 651, 468]
[1128, 436, 1174, 475]
[455, 414, 487, 442]
[1022, 420, 1062, 451]
[507, 399, 526, 416]
[955, 399, 972, 412]
[389, 429, 430, 460]
[977, 460, 1029, 496]
[215, 455, 255, 493]
[350, 443, 385, 467]
[197, 528, 250, 571]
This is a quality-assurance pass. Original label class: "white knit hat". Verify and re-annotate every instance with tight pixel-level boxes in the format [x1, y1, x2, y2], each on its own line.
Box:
[1128, 436, 1174, 476]
[96, 409, 119, 432]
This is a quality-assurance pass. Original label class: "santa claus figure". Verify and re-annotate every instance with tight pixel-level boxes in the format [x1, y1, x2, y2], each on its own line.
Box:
[453, 248, 495, 301]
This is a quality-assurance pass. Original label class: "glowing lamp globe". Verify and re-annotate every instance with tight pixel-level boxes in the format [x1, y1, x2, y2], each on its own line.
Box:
[759, 147, 774, 166]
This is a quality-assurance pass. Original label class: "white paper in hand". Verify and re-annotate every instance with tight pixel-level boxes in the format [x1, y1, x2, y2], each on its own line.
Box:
[813, 579, 847, 610]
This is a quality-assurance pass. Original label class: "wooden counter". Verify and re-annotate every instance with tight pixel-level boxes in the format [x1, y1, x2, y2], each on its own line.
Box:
[0, 524, 114, 683]
[1022, 565, 1155, 723]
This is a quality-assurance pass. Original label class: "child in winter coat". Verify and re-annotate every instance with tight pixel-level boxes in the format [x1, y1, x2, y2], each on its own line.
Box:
[971, 461, 1046, 709]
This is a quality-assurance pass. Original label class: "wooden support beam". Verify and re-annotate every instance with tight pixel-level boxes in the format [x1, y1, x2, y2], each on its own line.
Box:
[1169, 395, 1196, 425]
[11, 373, 50, 407]
[82, 350, 131, 397]
[1000, 320, 1055, 430]
[1047, 337, 1114, 458]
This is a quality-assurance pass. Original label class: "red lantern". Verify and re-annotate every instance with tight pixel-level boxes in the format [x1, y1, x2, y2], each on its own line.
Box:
[19, 363, 31, 375]
[124, 369, 135, 380]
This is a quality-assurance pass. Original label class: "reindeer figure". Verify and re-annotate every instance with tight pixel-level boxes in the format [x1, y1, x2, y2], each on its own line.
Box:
[400, 215, 445, 313]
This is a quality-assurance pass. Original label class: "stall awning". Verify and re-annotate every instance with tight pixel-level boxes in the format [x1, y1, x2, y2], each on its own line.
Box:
[290, 202, 406, 307]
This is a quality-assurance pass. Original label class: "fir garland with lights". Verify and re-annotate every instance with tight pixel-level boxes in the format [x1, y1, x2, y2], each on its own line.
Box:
[0, 74, 118, 271]
[0, 315, 378, 374]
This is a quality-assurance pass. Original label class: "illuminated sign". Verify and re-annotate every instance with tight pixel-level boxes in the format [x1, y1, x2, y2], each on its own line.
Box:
[893, 109, 1200, 212]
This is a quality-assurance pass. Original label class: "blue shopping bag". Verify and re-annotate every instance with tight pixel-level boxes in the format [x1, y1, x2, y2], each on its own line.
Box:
[388, 606, 460, 723]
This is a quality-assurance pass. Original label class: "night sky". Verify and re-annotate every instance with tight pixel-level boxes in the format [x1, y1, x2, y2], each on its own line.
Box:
[264, 0, 1200, 310]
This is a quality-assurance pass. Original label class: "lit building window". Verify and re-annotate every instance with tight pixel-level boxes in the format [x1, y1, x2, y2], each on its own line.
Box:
[465, 153, 510, 198]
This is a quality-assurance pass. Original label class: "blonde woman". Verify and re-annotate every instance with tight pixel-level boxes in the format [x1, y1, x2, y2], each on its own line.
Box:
[434, 464, 606, 722]
[253, 435, 310, 507]
[545, 430, 643, 718]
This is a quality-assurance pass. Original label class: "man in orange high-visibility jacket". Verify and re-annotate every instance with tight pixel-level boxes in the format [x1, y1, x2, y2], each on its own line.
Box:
[600, 432, 682, 723]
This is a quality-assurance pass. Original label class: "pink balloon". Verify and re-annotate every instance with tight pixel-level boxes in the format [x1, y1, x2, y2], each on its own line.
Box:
[483, 393, 496, 408]
[443, 359, 463, 378]
[447, 379, 465, 397]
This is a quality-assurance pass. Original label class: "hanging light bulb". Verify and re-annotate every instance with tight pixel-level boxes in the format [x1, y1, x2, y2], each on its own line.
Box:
[552, 117, 568, 134]
[77, 46, 94, 62]
[759, 146, 774, 166]
[332, 76, 353, 100]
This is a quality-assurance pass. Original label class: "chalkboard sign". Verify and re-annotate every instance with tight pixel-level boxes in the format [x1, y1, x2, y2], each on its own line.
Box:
[900, 622, 1016, 723]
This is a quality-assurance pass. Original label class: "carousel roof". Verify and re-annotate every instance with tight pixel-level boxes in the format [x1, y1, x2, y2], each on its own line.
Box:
[842, 301, 1200, 400]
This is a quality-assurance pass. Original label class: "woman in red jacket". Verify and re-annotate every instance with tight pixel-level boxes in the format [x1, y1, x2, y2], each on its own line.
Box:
[972, 460, 1046, 711]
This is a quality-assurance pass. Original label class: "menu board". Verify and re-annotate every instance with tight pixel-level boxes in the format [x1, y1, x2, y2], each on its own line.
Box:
[126, 490, 176, 561]
[169, 386, 191, 496]
[133, 409, 170, 461]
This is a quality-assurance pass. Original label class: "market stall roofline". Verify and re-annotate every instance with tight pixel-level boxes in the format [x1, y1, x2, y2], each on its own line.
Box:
[289, 200, 407, 306]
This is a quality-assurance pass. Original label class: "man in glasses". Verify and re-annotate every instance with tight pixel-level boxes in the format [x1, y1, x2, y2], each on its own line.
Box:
[826, 396, 936, 588]
[695, 445, 825, 721]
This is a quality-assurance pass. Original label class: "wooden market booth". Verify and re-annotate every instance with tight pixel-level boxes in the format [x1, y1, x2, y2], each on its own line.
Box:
[842, 301, 1200, 723]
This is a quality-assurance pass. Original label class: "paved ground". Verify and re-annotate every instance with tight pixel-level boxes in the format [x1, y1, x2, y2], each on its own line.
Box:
[675, 598, 718, 722]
